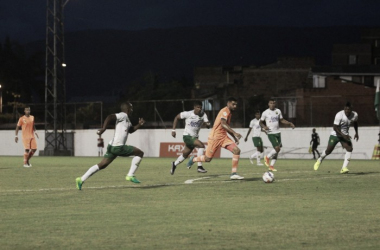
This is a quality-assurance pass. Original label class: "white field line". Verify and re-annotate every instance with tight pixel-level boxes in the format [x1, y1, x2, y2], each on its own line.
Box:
[0, 172, 378, 194]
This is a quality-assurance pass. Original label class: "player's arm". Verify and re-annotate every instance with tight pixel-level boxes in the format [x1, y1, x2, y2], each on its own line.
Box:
[280, 118, 295, 129]
[15, 125, 21, 143]
[353, 121, 359, 141]
[33, 123, 39, 139]
[221, 118, 241, 143]
[205, 122, 211, 129]
[244, 128, 252, 142]
[171, 113, 181, 138]
[129, 118, 145, 134]
[259, 119, 269, 132]
[97, 114, 116, 135]
[333, 124, 351, 141]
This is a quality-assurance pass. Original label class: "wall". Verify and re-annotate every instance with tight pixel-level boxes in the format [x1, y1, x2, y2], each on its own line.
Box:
[1, 127, 379, 160]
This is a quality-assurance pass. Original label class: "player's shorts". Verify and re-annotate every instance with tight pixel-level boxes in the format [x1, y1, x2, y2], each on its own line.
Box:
[104, 144, 135, 159]
[205, 136, 235, 158]
[328, 135, 352, 147]
[23, 138, 37, 150]
[98, 147, 103, 152]
[183, 135, 198, 150]
[267, 133, 282, 148]
[252, 137, 263, 147]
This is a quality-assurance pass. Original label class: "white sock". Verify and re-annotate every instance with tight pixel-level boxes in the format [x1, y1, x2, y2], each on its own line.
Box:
[174, 154, 186, 166]
[270, 159, 277, 166]
[250, 151, 258, 159]
[128, 156, 142, 176]
[320, 150, 327, 162]
[342, 152, 351, 168]
[81, 165, 100, 182]
[267, 149, 276, 158]
[197, 148, 205, 167]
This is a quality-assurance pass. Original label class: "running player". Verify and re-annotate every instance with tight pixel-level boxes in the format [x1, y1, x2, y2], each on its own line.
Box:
[187, 97, 244, 180]
[170, 101, 210, 175]
[260, 99, 295, 171]
[75, 102, 145, 190]
[244, 110, 265, 166]
[15, 107, 38, 167]
[310, 128, 320, 159]
[314, 102, 358, 174]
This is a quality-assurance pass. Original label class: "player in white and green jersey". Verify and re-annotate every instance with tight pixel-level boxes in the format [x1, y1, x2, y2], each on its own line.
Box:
[75, 102, 145, 190]
[171, 101, 210, 175]
[314, 102, 359, 174]
[244, 110, 265, 166]
[259, 99, 295, 171]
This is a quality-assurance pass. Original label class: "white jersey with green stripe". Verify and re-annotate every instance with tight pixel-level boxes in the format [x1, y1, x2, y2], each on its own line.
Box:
[260, 108, 283, 134]
[249, 118, 262, 137]
[180, 110, 209, 137]
[109, 112, 132, 146]
[331, 110, 358, 137]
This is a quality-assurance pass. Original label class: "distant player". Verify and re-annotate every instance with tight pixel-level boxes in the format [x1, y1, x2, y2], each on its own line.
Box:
[260, 99, 295, 171]
[314, 102, 358, 174]
[170, 101, 210, 175]
[97, 134, 104, 157]
[310, 128, 320, 159]
[15, 107, 39, 168]
[75, 102, 145, 190]
[244, 110, 265, 166]
[187, 97, 245, 180]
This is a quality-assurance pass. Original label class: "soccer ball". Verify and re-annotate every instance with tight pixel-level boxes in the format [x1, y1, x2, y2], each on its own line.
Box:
[262, 171, 275, 183]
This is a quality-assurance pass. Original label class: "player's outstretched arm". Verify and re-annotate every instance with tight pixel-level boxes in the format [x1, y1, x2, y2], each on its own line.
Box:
[259, 120, 269, 132]
[171, 113, 181, 138]
[353, 121, 359, 141]
[97, 114, 116, 135]
[280, 118, 295, 129]
[15, 125, 20, 143]
[221, 119, 241, 143]
[244, 128, 252, 142]
[129, 118, 145, 134]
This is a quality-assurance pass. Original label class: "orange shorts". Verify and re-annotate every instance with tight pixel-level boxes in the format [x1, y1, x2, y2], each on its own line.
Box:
[23, 138, 37, 150]
[205, 136, 235, 158]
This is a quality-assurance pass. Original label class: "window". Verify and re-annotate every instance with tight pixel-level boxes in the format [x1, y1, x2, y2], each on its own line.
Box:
[348, 55, 357, 65]
[313, 75, 326, 88]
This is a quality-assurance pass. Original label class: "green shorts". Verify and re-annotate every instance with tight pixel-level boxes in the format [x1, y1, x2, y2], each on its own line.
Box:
[328, 135, 352, 147]
[252, 137, 263, 147]
[267, 133, 282, 148]
[183, 135, 198, 150]
[104, 144, 135, 159]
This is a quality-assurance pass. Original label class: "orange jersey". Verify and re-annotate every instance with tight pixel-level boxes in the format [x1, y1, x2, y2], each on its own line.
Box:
[17, 115, 35, 140]
[208, 106, 231, 140]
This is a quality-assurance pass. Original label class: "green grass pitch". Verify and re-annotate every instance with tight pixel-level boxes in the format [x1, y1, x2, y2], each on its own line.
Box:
[0, 156, 379, 250]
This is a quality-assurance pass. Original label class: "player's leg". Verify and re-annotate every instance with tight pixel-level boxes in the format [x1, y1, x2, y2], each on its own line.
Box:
[340, 140, 353, 174]
[22, 139, 31, 167]
[314, 136, 338, 171]
[193, 139, 207, 173]
[171, 146, 192, 175]
[225, 141, 244, 180]
[188, 138, 215, 167]
[27, 139, 37, 166]
[265, 134, 281, 171]
[122, 145, 143, 183]
[255, 138, 264, 165]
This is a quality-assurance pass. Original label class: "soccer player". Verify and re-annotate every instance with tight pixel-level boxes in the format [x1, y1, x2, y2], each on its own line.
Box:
[244, 110, 265, 166]
[310, 128, 320, 159]
[259, 99, 295, 171]
[187, 97, 245, 180]
[15, 107, 38, 168]
[97, 134, 104, 157]
[75, 102, 145, 190]
[314, 102, 358, 174]
[170, 101, 211, 175]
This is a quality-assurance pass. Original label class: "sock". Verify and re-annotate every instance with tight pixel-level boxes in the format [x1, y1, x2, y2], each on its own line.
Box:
[27, 151, 35, 162]
[320, 150, 327, 162]
[257, 152, 262, 163]
[270, 159, 277, 166]
[231, 155, 240, 173]
[250, 151, 258, 159]
[342, 152, 351, 169]
[174, 154, 185, 166]
[267, 149, 276, 158]
[81, 165, 100, 182]
[197, 148, 205, 167]
[193, 155, 206, 162]
[23, 153, 28, 164]
[128, 156, 142, 176]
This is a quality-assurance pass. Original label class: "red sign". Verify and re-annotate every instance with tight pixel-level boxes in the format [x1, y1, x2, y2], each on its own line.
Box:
[159, 142, 221, 158]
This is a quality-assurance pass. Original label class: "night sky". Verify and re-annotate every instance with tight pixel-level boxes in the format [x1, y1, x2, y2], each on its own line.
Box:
[1, 0, 380, 43]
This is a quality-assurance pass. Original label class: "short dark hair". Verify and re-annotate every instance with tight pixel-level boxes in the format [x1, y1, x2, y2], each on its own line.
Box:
[227, 97, 237, 102]
[269, 98, 275, 102]
[255, 110, 261, 114]
[345, 102, 352, 108]
[193, 101, 202, 106]
[120, 102, 132, 109]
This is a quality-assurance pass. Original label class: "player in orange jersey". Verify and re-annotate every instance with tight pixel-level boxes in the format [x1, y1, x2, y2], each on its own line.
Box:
[15, 107, 39, 168]
[187, 97, 244, 180]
